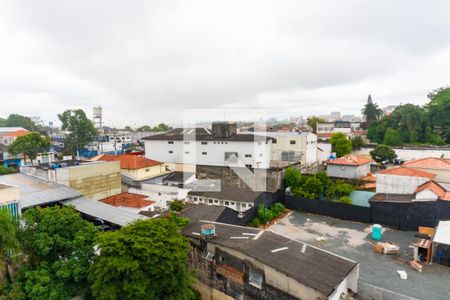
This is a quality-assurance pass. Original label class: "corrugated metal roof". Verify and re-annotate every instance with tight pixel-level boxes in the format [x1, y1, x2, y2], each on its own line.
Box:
[64, 197, 148, 227]
[0, 173, 81, 208]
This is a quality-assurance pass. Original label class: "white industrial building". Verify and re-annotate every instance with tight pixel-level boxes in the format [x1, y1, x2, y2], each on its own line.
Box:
[143, 122, 274, 169]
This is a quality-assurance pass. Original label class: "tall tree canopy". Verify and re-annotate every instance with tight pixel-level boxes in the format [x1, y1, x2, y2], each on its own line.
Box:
[367, 98, 446, 146]
[0, 210, 20, 285]
[1, 114, 40, 131]
[329, 132, 352, 157]
[361, 95, 383, 124]
[306, 116, 326, 133]
[426, 87, 450, 143]
[7, 206, 99, 300]
[89, 217, 196, 300]
[8, 132, 50, 164]
[58, 109, 98, 155]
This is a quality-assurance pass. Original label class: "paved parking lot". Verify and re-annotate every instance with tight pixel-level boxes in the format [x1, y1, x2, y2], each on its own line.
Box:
[270, 212, 450, 300]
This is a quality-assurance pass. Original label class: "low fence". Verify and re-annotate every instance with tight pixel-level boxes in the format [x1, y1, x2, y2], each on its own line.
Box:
[370, 200, 450, 231]
[284, 195, 371, 223]
[284, 193, 450, 231]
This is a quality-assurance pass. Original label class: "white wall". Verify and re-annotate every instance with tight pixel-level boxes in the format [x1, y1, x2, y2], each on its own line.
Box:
[376, 174, 429, 194]
[354, 147, 450, 161]
[130, 183, 191, 209]
[187, 195, 254, 212]
[268, 132, 318, 167]
[145, 139, 271, 169]
[414, 189, 438, 201]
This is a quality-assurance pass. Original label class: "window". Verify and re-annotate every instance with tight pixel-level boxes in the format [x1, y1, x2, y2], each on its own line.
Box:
[202, 152, 207, 155]
[225, 201, 229, 206]
[259, 153, 263, 157]
[290, 140, 296, 145]
[185, 151, 190, 154]
[158, 193, 161, 196]
[245, 154, 252, 158]
[214, 200, 218, 203]
[168, 141, 174, 144]
[249, 270, 263, 289]
[245, 164, 252, 168]
[242, 203, 246, 208]
[201, 141, 208, 145]
[145, 168, 150, 172]
[230, 202, 235, 205]
[184, 141, 190, 144]
[209, 199, 213, 204]
[193, 197, 198, 202]
[169, 150, 173, 154]
[248, 204, 253, 208]
[202, 251, 215, 261]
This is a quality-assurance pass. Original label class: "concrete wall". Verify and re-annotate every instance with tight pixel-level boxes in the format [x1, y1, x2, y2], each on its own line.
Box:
[317, 143, 332, 164]
[414, 189, 438, 201]
[376, 174, 429, 194]
[354, 146, 450, 161]
[67, 161, 121, 200]
[327, 164, 358, 179]
[405, 167, 450, 183]
[268, 133, 318, 167]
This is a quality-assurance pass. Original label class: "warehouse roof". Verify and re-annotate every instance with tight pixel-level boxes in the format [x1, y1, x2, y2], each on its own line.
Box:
[142, 128, 274, 142]
[182, 221, 357, 296]
[64, 197, 148, 227]
[0, 173, 81, 208]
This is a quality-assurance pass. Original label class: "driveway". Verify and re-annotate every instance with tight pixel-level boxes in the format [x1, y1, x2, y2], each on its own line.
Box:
[270, 212, 450, 300]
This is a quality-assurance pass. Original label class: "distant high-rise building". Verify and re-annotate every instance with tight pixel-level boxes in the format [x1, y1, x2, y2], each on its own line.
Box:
[93, 106, 103, 132]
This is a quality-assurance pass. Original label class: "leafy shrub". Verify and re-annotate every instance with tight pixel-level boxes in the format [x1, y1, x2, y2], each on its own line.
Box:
[337, 196, 352, 204]
[249, 217, 261, 228]
[169, 200, 184, 212]
[271, 203, 286, 215]
[0, 165, 15, 175]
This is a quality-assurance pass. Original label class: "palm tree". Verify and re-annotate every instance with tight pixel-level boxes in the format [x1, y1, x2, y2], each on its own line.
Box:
[0, 210, 20, 284]
[361, 95, 383, 123]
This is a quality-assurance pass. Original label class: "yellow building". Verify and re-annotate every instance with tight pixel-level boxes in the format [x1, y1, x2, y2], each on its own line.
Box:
[99, 154, 172, 181]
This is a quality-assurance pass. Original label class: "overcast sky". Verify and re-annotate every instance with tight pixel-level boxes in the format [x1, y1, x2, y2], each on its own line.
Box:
[1, 1, 449, 128]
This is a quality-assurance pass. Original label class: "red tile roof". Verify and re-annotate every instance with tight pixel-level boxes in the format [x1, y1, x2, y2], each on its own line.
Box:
[379, 167, 436, 180]
[100, 192, 156, 208]
[327, 155, 372, 166]
[403, 157, 450, 170]
[416, 181, 450, 201]
[100, 154, 162, 170]
[0, 130, 30, 137]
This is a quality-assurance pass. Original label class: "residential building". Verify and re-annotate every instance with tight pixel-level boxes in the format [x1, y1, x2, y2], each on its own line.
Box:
[20, 160, 122, 201]
[0, 129, 30, 146]
[402, 157, 450, 183]
[0, 184, 20, 219]
[376, 167, 436, 195]
[317, 142, 332, 165]
[326, 155, 372, 179]
[100, 192, 156, 213]
[97, 154, 171, 181]
[183, 221, 359, 300]
[267, 131, 318, 170]
[125, 171, 196, 209]
[316, 121, 365, 141]
[186, 186, 275, 213]
[143, 122, 274, 169]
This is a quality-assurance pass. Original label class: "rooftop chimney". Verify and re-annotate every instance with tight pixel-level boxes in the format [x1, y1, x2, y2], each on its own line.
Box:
[211, 122, 237, 138]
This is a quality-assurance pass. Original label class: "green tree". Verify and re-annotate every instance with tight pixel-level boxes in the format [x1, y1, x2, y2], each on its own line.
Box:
[326, 180, 354, 200]
[383, 128, 402, 146]
[361, 95, 383, 125]
[370, 144, 397, 163]
[306, 116, 326, 134]
[8, 132, 50, 164]
[329, 132, 352, 157]
[137, 125, 152, 132]
[3, 114, 39, 131]
[123, 126, 134, 132]
[169, 200, 185, 212]
[58, 109, 98, 156]
[426, 87, 450, 143]
[284, 166, 302, 189]
[0, 210, 20, 285]
[17, 206, 98, 300]
[350, 135, 365, 150]
[89, 217, 196, 300]
[0, 166, 15, 175]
